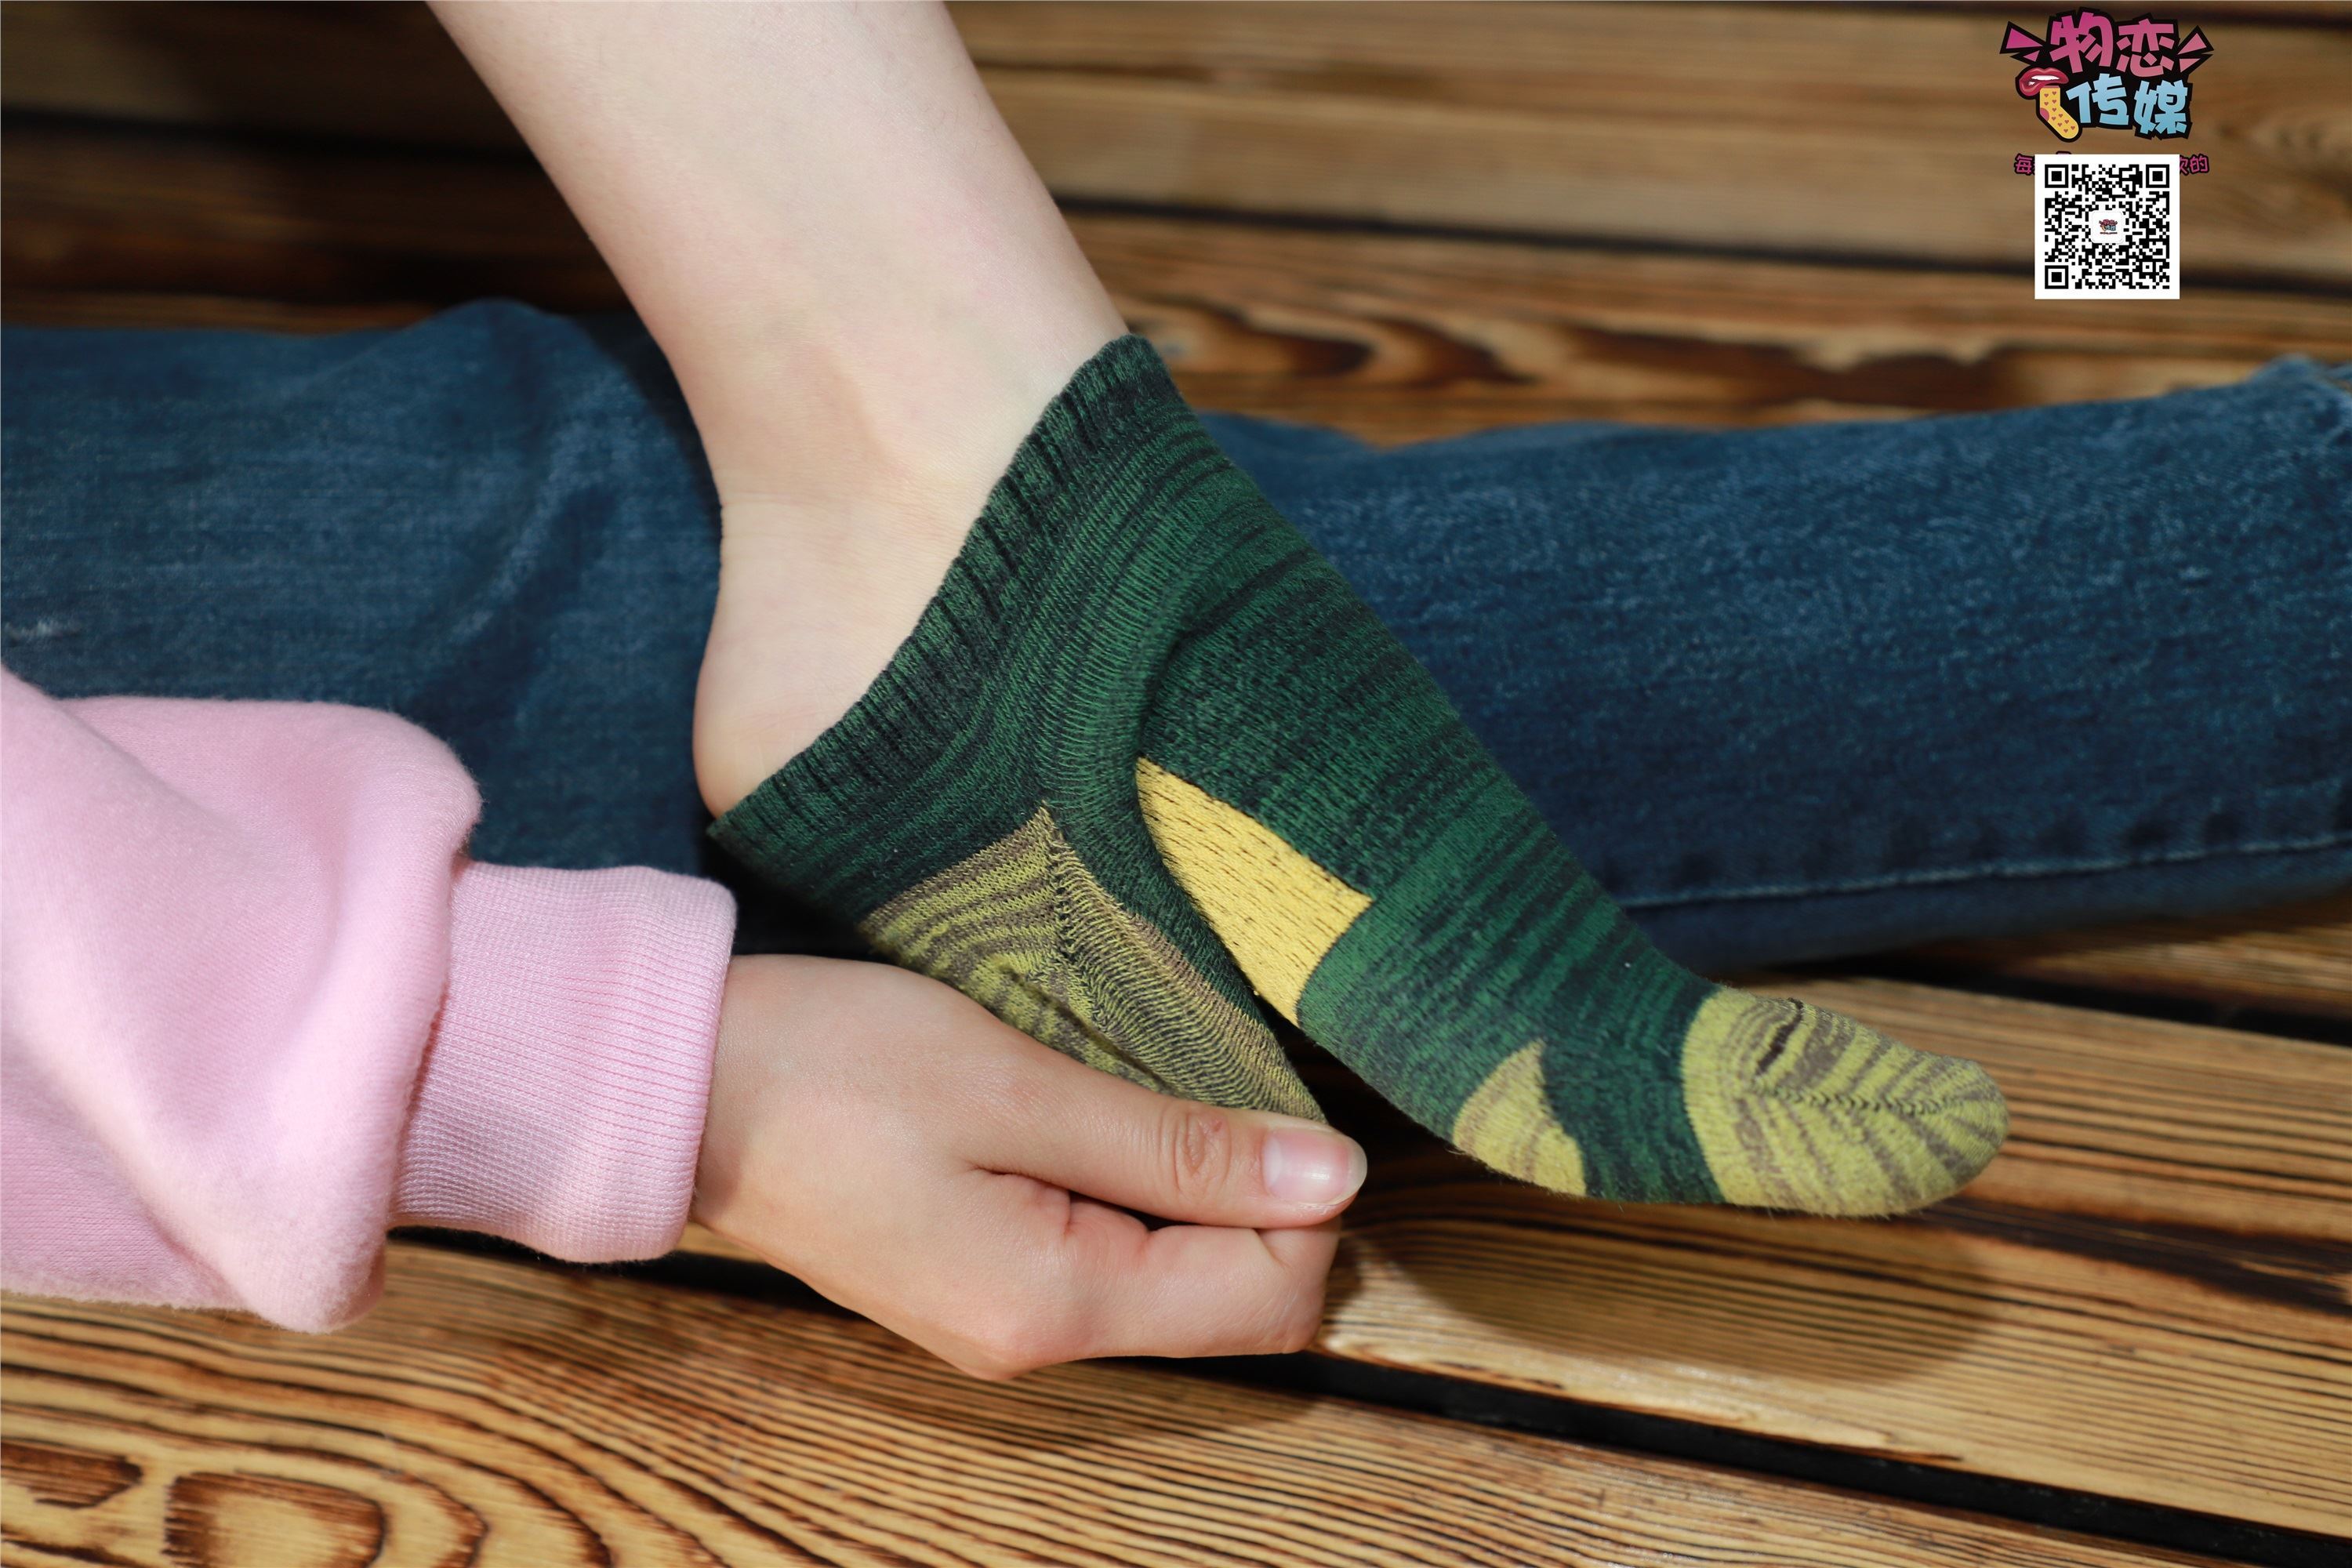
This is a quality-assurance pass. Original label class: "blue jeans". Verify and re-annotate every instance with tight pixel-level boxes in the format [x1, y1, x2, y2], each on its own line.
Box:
[5, 303, 2347, 972]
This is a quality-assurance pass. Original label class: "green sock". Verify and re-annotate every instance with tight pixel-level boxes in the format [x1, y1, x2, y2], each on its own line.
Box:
[713, 336, 2007, 1214]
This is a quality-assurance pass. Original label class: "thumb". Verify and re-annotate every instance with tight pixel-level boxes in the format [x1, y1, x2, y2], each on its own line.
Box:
[967, 1026, 1368, 1228]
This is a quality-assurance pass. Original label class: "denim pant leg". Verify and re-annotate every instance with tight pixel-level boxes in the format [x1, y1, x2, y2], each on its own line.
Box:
[7, 303, 2347, 971]
[1207, 359, 2352, 970]
[5, 308, 717, 842]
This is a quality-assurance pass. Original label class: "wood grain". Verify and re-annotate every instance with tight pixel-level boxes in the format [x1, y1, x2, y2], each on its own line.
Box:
[1902, 892, 2352, 1022]
[5, 2, 2346, 284]
[0, 1244, 2222, 1567]
[1083, 215, 2348, 437]
[0, 122, 619, 318]
[8, 124, 2347, 440]
[1790, 978, 2352, 1240]
[954, 2, 2352, 285]
[5, 5, 2345, 1558]
[0, 0, 518, 149]
[673, 978, 2352, 1535]
[1311, 978, 2352, 1537]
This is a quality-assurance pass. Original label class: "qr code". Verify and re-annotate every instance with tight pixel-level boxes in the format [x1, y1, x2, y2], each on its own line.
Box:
[2037, 154, 2177, 299]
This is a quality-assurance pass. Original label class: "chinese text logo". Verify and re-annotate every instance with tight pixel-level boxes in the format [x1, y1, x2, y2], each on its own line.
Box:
[2001, 12, 2212, 141]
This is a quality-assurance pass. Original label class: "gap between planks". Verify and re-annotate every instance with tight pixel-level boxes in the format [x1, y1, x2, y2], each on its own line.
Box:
[662, 973, 2352, 1538]
[949, 2, 2351, 285]
[3, 9, 2347, 1551]
[4, 121, 2347, 438]
[2, 2, 2344, 284]
[1895, 891, 2352, 1025]
[1305, 976, 2352, 1539]
[2, 1242, 2238, 1568]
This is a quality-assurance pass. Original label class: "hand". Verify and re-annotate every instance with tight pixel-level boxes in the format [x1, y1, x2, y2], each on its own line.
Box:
[693, 955, 1366, 1379]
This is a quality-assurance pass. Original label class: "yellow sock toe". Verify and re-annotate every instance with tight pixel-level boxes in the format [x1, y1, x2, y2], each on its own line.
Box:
[1682, 993, 2008, 1216]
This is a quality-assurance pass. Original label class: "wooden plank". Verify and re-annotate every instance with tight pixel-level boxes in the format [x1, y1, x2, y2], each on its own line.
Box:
[672, 979, 2352, 1536]
[1935, 2, 2352, 26]
[0, 289, 429, 334]
[953, 2, 2352, 285]
[0, 0, 519, 149]
[1311, 979, 2352, 1537]
[0, 123, 619, 318]
[0, 1246, 2217, 1568]
[1900, 892, 2352, 1022]
[7, 124, 2346, 437]
[1083, 215, 2349, 437]
[5, 2, 2346, 285]
[6, 0, 2348, 146]
[1788, 978, 2352, 1240]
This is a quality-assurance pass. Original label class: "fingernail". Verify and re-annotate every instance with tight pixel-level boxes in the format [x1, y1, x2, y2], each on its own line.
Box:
[1261, 1125, 1368, 1205]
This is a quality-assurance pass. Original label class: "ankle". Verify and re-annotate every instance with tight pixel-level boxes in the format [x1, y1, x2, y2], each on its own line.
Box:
[697, 502, 953, 817]
[694, 314, 1122, 542]
[691, 332, 1116, 818]
[689, 310, 1134, 817]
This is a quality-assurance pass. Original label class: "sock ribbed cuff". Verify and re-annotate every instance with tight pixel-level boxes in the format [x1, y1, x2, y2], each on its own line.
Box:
[710, 336, 1199, 875]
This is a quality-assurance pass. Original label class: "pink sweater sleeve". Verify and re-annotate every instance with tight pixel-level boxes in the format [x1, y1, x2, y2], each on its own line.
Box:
[1, 668, 734, 1330]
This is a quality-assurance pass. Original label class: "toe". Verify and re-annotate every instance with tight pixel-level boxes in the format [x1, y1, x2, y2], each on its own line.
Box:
[1682, 993, 2009, 1216]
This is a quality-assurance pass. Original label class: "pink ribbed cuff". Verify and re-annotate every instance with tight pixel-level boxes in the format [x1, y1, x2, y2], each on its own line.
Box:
[395, 862, 734, 1261]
